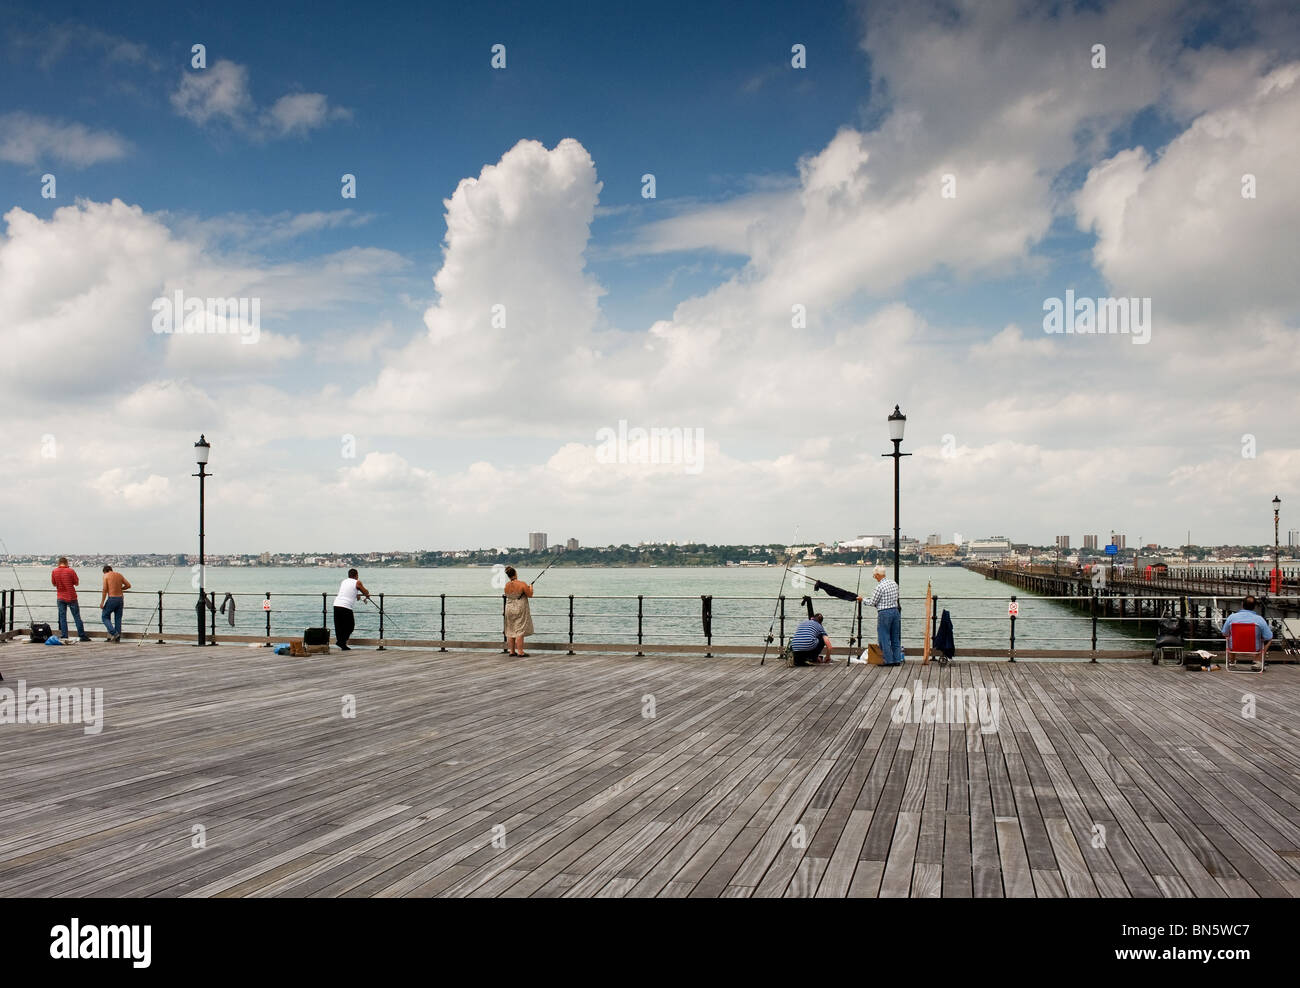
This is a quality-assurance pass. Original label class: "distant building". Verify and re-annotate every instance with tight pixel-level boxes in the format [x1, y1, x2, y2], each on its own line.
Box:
[926, 543, 959, 559]
[967, 537, 1012, 560]
[1055, 535, 1070, 550]
[926, 533, 941, 546]
[529, 532, 548, 553]
[1112, 534, 1127, 549]
[1083, 534, 1098, 550]
[259, 551, 272, 565]
[566, 538, 579, 551]
[1288, 530, 1299, 547]
[839, 535, 893, 550]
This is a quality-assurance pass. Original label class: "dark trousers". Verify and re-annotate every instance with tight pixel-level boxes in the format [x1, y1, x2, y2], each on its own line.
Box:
[333, 606, 355, 646]
[101, 596, 124, 636]
[793, 640, 825, 665]
[58, 600, 86, 639]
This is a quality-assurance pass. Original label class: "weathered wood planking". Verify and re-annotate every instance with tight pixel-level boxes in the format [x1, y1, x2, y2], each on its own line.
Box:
[1, 641, 1298, 897]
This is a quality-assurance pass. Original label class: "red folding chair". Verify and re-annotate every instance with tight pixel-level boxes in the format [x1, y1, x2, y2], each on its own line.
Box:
[1225, 621, 1267, 674]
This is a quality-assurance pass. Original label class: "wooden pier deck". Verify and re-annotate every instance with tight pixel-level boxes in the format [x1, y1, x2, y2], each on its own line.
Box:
[2, 642, 1299, 898]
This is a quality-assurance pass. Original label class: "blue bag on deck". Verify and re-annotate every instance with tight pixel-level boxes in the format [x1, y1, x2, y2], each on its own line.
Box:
[45, 636, 64, 646]
[273, 643, 291, 655]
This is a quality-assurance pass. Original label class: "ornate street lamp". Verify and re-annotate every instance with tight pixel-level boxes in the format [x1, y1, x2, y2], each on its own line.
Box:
[881, 406, 910, 587]
[194, 436, 211, 646]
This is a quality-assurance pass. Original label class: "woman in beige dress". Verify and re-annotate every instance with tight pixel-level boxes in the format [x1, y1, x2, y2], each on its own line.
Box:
[503, 566, 535, 656]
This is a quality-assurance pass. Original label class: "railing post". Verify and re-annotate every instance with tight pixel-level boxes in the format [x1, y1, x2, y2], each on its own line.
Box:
[1090, 591, 1098, 658]
[439, 593, 446, 652]
[377, 592, 385, 651]
[321, 592, 328, 629]
[779, 594, 786, 647]
[855, 597, 862, 653]
[209, 590, 217, 643]
[703, 594, 712, 658]
[567, 594, 575, 655]
[931, 595, 940, 642]
[1008, 594, 1017, 662]
[157, 589, 164, 642]
[264, 591, 271, 645]
[636, 594, 644, 657]
[501, 595, 509, 653]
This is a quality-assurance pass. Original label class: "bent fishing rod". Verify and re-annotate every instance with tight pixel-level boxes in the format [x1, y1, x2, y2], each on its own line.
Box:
[529, 554, 562, 585]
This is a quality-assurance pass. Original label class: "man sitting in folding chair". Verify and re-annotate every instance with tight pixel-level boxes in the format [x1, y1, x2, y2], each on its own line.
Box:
[1221, 595, 1272, 673]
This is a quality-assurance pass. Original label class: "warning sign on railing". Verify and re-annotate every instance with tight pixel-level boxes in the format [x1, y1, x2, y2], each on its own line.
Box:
[262, 600, 271, 611]
[1008, 601, 1019, 617]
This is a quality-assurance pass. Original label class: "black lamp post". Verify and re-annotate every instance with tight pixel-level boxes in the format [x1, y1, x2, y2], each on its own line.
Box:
[1273, 495, 1281, 591]
[194, 436, 211, 646]
[881, 406, 910, 587]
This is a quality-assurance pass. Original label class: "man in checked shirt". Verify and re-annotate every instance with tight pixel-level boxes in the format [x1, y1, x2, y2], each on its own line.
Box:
[868, 565, 905, 665]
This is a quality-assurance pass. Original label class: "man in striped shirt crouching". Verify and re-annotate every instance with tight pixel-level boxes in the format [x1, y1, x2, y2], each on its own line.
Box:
[790, 612, 832, 666]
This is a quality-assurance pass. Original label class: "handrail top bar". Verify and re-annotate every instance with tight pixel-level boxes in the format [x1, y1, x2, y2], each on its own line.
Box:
[4, 589, 1290, 603]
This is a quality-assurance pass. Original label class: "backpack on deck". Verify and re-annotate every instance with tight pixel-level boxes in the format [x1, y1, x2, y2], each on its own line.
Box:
[29, 622, 52, 643]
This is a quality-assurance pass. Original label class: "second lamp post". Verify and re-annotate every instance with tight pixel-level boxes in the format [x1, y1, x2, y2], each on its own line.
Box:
[194, 435, 212, 646]
[882, 406, 910, 587]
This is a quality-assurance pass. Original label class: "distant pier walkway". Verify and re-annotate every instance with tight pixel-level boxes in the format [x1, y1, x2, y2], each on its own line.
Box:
[969, 562, 1300, 649]
[3, 642, 1298, 897]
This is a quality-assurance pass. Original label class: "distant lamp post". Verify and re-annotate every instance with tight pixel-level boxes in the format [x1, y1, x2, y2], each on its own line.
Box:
[1273, 495, 1282, 593]
[194, 436, 212, 646]
[881, 405, 910, 587]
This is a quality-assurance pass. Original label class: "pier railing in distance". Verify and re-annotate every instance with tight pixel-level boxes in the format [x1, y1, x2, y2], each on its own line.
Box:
[2, 588, 1295, 661]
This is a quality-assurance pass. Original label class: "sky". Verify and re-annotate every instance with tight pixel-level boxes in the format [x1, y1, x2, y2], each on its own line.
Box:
[1, 0, 1298, 554]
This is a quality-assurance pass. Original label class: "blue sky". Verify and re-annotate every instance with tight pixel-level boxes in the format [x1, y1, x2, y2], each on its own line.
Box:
[2, 0, 1298, 552]
[4, 0, 876, 331]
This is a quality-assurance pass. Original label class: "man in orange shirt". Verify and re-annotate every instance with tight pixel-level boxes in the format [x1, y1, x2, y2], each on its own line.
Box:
[100, 565, 132, 643]
[51, 557, 91, 642]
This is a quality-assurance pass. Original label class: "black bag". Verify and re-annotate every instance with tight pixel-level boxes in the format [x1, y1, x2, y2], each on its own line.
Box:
[303, 627, 329, 646]
[30, 622, 52, 642]
[1154, 615, 1183, 648]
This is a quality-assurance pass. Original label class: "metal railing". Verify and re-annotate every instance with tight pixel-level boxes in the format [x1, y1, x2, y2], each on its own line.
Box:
[3, 586, 1294, 660]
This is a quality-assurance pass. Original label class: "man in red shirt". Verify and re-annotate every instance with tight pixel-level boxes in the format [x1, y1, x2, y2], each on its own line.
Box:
[51, 557, 91, 642]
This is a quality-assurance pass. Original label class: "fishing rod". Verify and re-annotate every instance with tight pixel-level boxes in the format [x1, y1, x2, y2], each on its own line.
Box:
[0, 534, 29, 678]
[133, 562, 182, 646]
[0, 535, 36, 630]
[846, 560, 866, 661]
[360, 593, 413, 643]
[761, 527, 800, 666]
[530, 554, 561, 586]
[776, 561, 865, 664]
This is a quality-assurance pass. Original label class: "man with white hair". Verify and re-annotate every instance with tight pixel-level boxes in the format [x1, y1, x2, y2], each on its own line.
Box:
[868, 565, 904, 665]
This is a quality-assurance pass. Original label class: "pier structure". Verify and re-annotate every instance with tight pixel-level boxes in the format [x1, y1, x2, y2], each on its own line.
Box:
[968, 562, 1300, 652]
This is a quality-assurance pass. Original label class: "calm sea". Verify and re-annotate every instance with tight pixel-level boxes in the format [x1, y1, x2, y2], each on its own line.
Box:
[6, 563, 1146, 651]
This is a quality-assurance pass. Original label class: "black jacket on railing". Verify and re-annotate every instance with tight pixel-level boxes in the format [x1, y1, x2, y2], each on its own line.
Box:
[932, 609, 955, 660]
